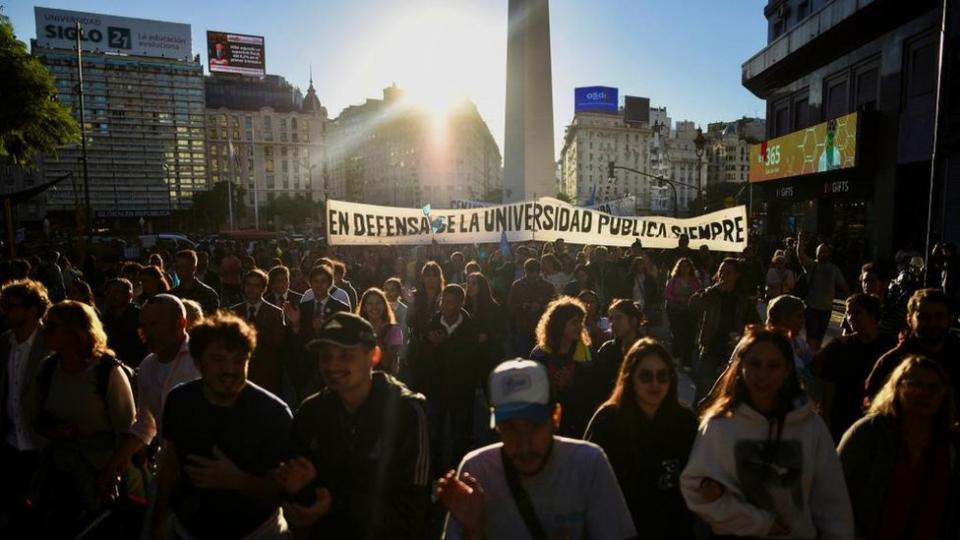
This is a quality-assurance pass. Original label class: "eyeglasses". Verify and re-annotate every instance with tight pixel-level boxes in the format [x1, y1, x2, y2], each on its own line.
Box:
[900, 378, 945, 394]
[637, 369, 670, 384]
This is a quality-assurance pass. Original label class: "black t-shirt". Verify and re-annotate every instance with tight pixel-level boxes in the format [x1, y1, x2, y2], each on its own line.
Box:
[162, 380, 292, 539]
[814, 333, 897, 441]
[708, 291, 738, 355]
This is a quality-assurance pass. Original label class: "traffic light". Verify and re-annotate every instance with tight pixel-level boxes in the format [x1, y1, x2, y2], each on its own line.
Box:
[607, 161, 615, 179]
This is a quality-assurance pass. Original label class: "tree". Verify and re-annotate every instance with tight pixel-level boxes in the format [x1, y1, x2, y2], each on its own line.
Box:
[689, 182, 744, 214]
[191, 181, 246, 231]
[554, 191, 574, 204]
[262, 194, 318, 227]
[482, 188, 503, 204]
[0, 17, 80, 166]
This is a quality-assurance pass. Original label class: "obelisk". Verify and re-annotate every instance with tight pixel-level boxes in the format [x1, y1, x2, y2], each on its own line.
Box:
[503, 0, 555, 202]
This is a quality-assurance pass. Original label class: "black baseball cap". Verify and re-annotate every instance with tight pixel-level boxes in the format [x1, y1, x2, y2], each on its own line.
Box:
[305, 312, 377, 350]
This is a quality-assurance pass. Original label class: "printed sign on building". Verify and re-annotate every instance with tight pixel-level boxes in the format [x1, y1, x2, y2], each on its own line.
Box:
[35, 7, 192, 60]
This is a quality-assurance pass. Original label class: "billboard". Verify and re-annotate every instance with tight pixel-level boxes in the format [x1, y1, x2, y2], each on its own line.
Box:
[575, 86, 618, 113]
[623, 96, 650, 124]
[749, 112, 859, 183]
[207, 31, 266, 77]
[34, 7, 192, 60]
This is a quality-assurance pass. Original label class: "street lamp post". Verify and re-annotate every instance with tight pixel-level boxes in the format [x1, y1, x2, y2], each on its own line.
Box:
[694, 127, 706, 212]
[74, 22, 92, 244]
[608, 161, 700, 219]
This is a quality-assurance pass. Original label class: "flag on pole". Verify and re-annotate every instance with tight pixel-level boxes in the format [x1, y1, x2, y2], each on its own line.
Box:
[499, 230, 511, 258]
[586, 184, 597, 207]
[228, 138, 241, 171]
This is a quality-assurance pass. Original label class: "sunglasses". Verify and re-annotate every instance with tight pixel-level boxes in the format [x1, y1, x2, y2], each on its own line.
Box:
[637, 369, 670, 384]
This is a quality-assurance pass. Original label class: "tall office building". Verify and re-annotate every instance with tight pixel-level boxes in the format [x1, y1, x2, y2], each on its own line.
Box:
[31, 7, 205, 225]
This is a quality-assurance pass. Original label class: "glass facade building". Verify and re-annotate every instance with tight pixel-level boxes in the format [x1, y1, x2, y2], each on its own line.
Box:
[31, 44, 206, 219]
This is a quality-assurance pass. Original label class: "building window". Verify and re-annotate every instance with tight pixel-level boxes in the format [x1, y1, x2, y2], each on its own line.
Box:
[824, 74, 849, 120]
[855, 66, 879, 111]
[772, 98, 790, 136]
[793, 97, 809, 130]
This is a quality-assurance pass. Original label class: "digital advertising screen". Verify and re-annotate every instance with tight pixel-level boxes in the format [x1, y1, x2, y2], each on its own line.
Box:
[207, 31, 266, 77]
[575, 86, 618, 114]
[749, 112, 859, 183]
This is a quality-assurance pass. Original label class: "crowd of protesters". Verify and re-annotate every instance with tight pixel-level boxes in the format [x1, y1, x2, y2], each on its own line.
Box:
[0, 230, 958, 539]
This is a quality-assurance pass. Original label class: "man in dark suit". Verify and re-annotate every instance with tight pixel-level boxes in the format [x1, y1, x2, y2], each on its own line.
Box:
[232, 269, 285, 397]
[0, 279, 51, 533]
[267, 265, 302, 313]
[283, 265, 349, 399]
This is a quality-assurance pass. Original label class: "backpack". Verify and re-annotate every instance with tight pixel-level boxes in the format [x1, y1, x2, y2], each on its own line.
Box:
[37, 354, 135, 423]
[34, 355, 145, 536]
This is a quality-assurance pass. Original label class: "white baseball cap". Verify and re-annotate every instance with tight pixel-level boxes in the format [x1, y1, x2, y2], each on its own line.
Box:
[489, 359, 552, 428]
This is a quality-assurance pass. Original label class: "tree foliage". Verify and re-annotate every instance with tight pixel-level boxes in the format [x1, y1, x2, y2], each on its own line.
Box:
[482, 188, 503, 204]
[262, 194, 318, 226]
[554, 191, 574, 204]
[0, 17, 80, 166]
[689, 181, 744, 214]
[191, 181, 246, 231]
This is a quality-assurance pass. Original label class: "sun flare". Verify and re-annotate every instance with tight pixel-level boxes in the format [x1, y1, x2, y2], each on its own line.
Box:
[365, 5, 502, 117]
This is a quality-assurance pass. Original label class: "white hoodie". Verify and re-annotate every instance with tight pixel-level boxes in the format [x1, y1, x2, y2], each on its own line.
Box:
[680, 399, 854, 539]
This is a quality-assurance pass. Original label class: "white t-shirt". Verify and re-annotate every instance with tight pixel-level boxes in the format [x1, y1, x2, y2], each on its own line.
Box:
[128, 338, 200, 445]
[443, 437, 637, 540]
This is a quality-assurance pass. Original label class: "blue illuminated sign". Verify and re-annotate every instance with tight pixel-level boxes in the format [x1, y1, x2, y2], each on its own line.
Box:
[575, 86, 618, 113]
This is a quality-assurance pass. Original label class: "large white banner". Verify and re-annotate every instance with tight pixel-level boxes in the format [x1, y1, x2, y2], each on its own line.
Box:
[35, 7, 192, 60]
[327, 198, 748, 251]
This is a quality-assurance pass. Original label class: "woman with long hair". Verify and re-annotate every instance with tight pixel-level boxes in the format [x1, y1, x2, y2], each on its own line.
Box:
[680, 325, 853, 539]
[465, 272, 505, 378]
[31, 301, 136, 537]
[577, 289, 611, 349]
[838, 355, 959, 540]
[408, 261, 445, 341]
[356, 287, 403, 375]
[585, 338, 698, 539]
[138, 265, 170, 304]
[665, 257, 702, 371]
[66, 279, 96, 308]
[595, 299, 646, 407]
[529, 297, 595, 437]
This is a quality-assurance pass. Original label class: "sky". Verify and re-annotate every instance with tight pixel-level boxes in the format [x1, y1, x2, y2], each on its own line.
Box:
[7, 0, 768, 159]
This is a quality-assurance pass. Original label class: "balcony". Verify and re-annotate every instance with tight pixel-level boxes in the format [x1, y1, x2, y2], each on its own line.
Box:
[742, 0, 938, 97]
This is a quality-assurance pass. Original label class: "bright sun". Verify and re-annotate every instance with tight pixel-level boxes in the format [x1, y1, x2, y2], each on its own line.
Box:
[363, 5, 503, 117]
